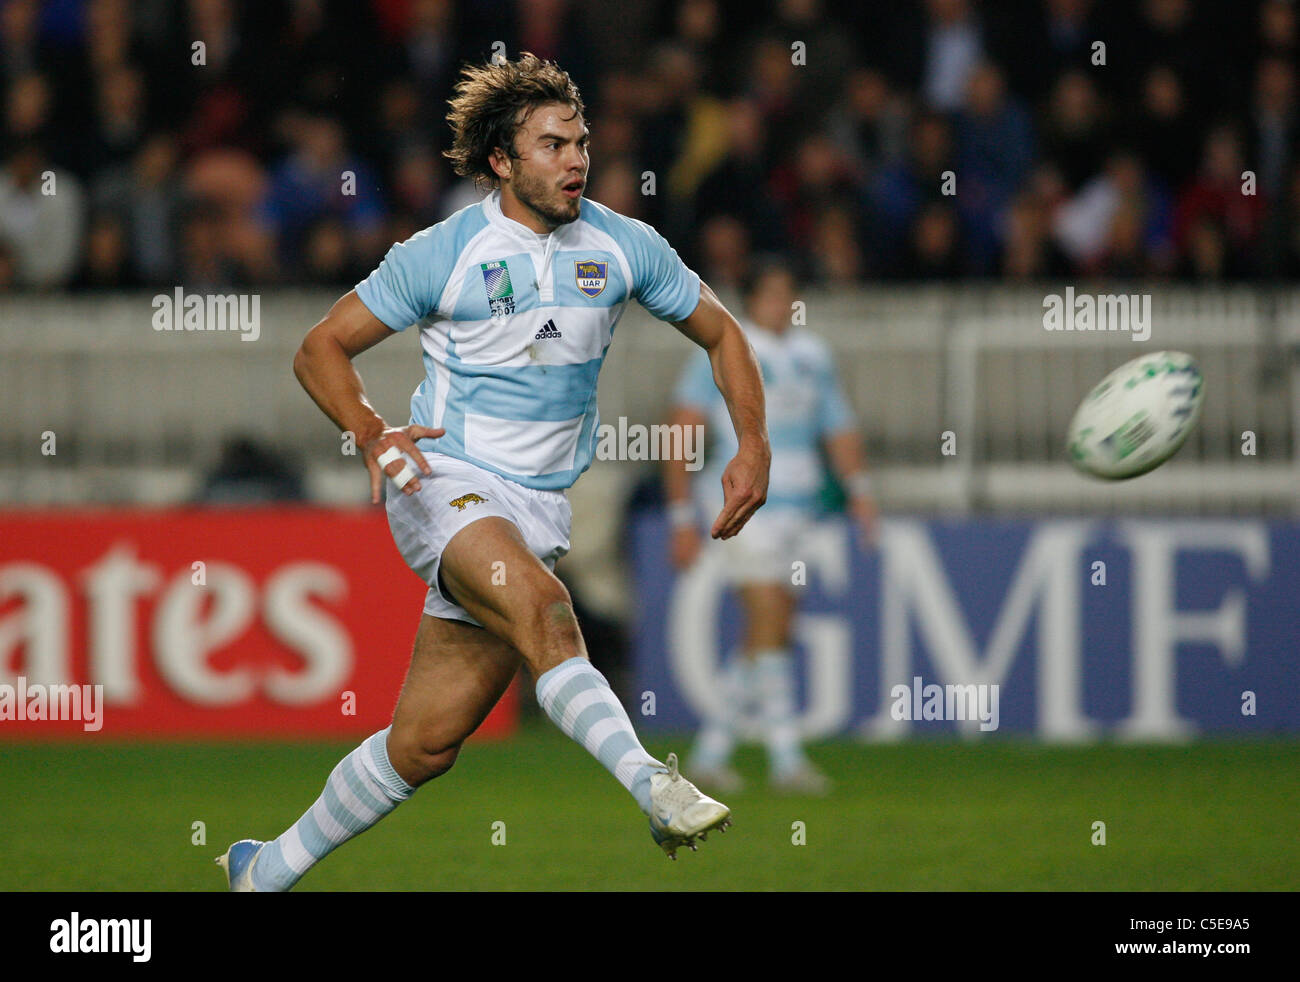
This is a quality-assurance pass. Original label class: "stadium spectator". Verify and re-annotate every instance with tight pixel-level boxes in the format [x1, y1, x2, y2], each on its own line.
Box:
[771, 132, 859, 253]
[954, 61, 1034, 273]
[808, 204, 866, 285]
[1000, 191, 1070, 281]
[4, 70, 56, 154]
[1173, 124, 1266, 272]
[184, 145, 276, 281]
[919, 0, 985, 113]
[869, 112, 955, 260]
[0, 0, 45, 85]
[767, 0, 857, 121]
[826, 68, 908, 182]
[90, 132, 184, 283]
[0, 0, 1296, 289]
[1093, 152, 1174, 278]
[0, 141, 85, 288]
[671, 0, 730, 98]
[72, 209, 140, 290]
[690, 97, 783, 253]
[80, 62, 148, 176]
[894, 201, 964, 280]
[585, 155, 644, 221]
[1125, 66, 1199, 192]
[259, 114, 385, 277]
[696, 213, 752, 293]
[1040, 70, 1110, 192]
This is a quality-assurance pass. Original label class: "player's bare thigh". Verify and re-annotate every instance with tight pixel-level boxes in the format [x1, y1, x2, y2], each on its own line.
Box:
[438, 515, 588, 678]
[738, 581, 797, 653]
[387, 613, 522, 787]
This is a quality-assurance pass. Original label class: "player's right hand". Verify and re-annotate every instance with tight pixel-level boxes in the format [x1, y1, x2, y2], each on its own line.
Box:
[362, 423, 444, 504]
[712, 442, 770, 539]
[670, 524, 702, 569]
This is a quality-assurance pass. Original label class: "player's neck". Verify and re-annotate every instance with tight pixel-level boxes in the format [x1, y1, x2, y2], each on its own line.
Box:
[498, 186, 557, 235]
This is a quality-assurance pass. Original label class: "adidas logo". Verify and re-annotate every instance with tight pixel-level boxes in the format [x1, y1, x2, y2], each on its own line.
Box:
[534, 319, 562, 340]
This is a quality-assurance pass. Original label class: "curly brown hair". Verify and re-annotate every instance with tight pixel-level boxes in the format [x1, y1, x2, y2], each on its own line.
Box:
[444, 53, 586, 190]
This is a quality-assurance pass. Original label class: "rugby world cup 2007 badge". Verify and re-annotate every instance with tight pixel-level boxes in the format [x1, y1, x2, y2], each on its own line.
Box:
[575, 260, 607, 298]
[481, 260, 516, 317]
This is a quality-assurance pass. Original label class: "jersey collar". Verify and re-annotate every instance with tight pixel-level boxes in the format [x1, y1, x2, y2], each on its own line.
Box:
[484, 189, 571, 244]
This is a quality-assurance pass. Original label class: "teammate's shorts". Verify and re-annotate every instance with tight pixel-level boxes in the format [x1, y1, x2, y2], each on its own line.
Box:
[386, 451, 571, 626]
[703, 505, 816, 585]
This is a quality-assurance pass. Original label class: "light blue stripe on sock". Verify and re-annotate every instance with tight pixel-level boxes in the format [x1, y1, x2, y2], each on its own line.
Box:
[546, 670, 600, 722]
[594, 731, 638, 771]
[249, 731, 412, 892]
[535, 656, 589, 705]
[340, 754, 390, 817]
[570, 701, 616, 747]
[297, 810, 332, 858]
[253, 841, 293, 891]
[323, 777, 364, 832]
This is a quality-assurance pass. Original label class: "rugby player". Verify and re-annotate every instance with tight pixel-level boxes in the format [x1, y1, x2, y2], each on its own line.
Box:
[216, 53, 770, 890]
[665, 263, 877, 795]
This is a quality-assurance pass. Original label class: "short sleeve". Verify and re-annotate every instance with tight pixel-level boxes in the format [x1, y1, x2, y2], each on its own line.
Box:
[674, 348, 717, 410]
[355, 231, 437, 331]
[623, 217, 701, 323]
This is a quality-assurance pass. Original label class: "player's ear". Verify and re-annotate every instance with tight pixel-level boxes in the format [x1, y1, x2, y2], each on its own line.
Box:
[488, 146, 512, 182]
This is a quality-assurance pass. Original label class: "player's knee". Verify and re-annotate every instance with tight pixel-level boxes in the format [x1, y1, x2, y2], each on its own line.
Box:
[515, 573, 578, 638]
[537, 590, 580, 647]
[389, 725, 462, 785]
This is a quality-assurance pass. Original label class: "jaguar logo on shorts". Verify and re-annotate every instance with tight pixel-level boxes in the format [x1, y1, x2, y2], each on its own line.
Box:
[449, 492, 489, 511]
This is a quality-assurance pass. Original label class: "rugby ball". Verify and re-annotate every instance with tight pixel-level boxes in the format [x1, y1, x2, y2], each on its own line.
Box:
[1066, 350, 1204, 480]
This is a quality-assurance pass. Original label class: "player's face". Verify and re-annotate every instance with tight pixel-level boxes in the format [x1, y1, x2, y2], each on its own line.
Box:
[747, 270, 797, 333]
[499, 102, 589, 232]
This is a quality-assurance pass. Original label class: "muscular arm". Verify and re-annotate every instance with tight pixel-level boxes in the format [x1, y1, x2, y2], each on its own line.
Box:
[824, 428, 868, 485]
[293, 290, 441, 503]
[823, 427, 879, 546]
[671, 282, 770, 538]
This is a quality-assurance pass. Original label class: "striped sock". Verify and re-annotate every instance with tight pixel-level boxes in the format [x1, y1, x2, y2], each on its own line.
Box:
[535, 656, 665, 814]
[691, 654, 752, 770]
[251, 726, 413, 892]
[755, 650, 807, 777]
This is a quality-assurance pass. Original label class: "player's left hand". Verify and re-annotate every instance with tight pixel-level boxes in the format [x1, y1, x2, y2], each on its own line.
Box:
[712, 442, 770, 539]
[363, 423, 444, 504]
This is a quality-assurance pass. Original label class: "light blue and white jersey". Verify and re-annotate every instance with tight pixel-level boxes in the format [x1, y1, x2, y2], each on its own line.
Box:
[355, 190, 701, 490]
[675, 321, 855, 514]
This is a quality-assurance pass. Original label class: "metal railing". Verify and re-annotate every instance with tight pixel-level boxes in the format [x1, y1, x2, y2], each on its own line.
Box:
[1, 285, 1296, 513]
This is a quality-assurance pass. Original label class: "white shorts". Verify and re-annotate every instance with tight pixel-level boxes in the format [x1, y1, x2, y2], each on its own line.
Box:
[704, 507, 815, 585]
[386, 452, 572, 626]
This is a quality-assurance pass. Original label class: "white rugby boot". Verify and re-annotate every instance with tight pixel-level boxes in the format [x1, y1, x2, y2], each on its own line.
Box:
[648, 753, 732, 859]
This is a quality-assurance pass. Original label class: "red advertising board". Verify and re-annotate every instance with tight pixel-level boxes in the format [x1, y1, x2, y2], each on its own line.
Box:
[0, 508, 518, 738]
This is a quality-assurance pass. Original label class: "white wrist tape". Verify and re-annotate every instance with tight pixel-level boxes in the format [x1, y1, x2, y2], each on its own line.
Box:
[376, 447, 402, 468]
[390, 464, 417, 490]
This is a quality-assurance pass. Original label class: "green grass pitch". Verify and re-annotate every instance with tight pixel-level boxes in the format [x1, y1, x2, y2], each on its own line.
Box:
[2, 729, 1296, 890]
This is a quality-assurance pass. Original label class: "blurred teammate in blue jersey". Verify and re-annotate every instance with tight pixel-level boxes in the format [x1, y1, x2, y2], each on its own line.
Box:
[665, 264, 878, 795]
[218, 53, 772, 889]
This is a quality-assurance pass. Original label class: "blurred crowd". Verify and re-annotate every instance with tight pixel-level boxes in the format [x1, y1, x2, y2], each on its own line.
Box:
[1, 0, 1298, 292]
